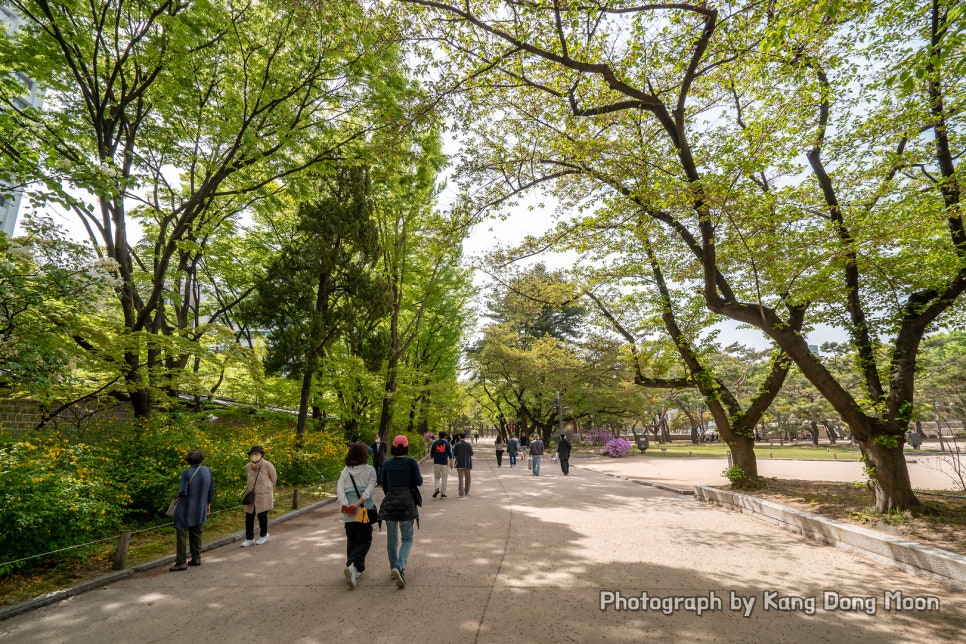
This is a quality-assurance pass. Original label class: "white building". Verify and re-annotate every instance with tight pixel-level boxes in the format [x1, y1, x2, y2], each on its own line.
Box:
[1, 4, 44, 237]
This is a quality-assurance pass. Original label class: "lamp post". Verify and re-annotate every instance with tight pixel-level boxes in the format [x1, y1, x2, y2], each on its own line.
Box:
[933, 400, 947, 453]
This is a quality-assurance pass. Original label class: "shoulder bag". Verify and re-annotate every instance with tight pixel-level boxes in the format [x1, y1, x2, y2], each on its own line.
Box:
[408, 459, 423, 507]
[242, 464, 260, 506]
[349, 473, 380, 526]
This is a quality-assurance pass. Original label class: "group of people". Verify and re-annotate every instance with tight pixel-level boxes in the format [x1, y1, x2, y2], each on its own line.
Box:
[337, 435, 422, 590]
[494, 432, 572, 476]
[169, 429, 571, 589]
[168, 445, 277, 571]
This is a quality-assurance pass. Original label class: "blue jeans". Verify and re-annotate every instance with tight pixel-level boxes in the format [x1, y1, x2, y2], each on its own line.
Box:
[532, 455, 542, 475]
[509, 452, 517, 466]
[386, 520, 414, 572]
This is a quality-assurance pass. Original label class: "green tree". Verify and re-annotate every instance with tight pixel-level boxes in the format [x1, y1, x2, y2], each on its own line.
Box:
[396, 0, 966, 511]
[2, 0, 402, 416]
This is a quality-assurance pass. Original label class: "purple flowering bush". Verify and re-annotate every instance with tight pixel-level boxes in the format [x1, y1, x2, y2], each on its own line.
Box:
[605, 437, 632, 458]
[585, 427, 611, 446]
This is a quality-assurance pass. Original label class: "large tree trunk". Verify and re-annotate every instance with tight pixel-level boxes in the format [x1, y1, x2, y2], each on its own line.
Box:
[729, 434, 759, 488]
[862, 440, 919, 512]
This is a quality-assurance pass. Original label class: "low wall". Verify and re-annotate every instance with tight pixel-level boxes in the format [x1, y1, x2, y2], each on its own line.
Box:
[0, 399, 132, 432]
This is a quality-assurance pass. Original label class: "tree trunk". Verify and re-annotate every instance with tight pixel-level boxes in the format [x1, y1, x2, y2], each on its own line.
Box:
[862, 440, 920, 512]
[823, 420, 837, 445]
[809, 421, 820, 445]
[729, 434, 759, 488]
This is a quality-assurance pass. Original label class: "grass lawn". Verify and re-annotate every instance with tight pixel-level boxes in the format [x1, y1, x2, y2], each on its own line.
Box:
[634, 443, 864, 461]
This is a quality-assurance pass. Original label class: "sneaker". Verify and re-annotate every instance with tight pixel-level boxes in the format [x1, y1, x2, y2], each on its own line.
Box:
[168, 563, 188, 572]
[240, 539, 255, 547]
[255, 533, 270, 545]
[344, 564, 358, 589]
[433, 489, 440, 498]
[440, 494, 447, 498]
[391, 567, 406, 589]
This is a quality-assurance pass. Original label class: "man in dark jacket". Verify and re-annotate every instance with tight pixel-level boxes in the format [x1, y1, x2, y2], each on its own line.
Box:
[371, 434, 388, 480]
[430, 431, 454, 498]
[452, 432, 474, 497]
[556, 434, 572, 475]
[529, 434, 545, 476]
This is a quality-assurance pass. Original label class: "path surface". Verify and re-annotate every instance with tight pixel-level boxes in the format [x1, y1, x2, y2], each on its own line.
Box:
[2, 442, 964, 643]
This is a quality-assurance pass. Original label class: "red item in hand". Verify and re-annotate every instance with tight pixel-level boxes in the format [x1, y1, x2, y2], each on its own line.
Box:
[341, 504, 356, 515]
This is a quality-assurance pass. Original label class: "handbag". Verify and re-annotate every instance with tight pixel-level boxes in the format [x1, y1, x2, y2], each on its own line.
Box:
[166, 466, 201, 517]
[349, 473, 379, 525]
[165, 496, 181, 517]
[243, 463, 261, 506]
[409, 459, 422, 507]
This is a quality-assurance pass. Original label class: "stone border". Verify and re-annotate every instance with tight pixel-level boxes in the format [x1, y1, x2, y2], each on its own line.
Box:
[695, 485, 966, 591]
[0, 497, 337, 621]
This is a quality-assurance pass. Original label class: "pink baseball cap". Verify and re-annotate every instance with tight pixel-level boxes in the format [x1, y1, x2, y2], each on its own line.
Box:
[393, 435, 408, 447]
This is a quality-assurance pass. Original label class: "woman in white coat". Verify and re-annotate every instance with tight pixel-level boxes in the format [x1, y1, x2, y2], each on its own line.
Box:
[337, 442, 378, 589]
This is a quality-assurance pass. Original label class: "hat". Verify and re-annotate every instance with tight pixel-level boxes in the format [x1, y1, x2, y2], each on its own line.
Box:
[248, 445, 264, 455]
[392, 435, 408, 447]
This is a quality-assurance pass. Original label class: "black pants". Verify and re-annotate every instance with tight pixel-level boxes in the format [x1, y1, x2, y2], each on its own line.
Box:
[496, 450, 504, 466]
[560, 458, 570, 475]
[246, 510, 269, 539]
[344, 521, 373, 572]
[176, 525, 203, 565]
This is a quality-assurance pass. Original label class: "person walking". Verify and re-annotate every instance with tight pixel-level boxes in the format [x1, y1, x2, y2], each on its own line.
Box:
[529, 434, 545, 476]
[452, 432, 474, 497]
[371, 434, 388, 481]
[556, 433, 572, 475]
[240, 445, 277, 547]
[169, 449, 214, 571]
[520, 433, 530, 469]
[379, 435, 423, 589]
[430, 431, 454, 498]
[337, 442, 378, 589]
[507, 434, 520, 467]
[495, 434, 505, 467]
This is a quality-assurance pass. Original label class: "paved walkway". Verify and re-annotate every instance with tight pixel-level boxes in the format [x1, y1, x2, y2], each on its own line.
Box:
[2, 442, 964, 643]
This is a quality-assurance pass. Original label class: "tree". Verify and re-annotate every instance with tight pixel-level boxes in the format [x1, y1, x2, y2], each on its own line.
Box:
[245, 164, 389, 439]
[3, 0, 403, 416]
[396, 0, 966, 511]
[0, 216, 115, 404]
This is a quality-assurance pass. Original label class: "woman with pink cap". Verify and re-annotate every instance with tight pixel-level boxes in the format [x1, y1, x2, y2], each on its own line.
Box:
[378, 434, 423, 589]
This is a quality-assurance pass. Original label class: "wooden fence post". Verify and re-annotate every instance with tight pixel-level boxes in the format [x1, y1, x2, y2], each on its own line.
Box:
[112, 531, 132, 570]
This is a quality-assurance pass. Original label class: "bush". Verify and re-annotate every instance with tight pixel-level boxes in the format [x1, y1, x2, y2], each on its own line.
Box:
[586, 427, 611, 446]
[604, 437, 632, 458]
[0, 437, 125, 573]
[0, 409, 347, 573]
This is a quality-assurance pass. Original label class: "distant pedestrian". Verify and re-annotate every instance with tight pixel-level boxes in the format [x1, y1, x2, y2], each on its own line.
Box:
[241, 445, 277, 548]
[530, 434, 545, 476]
[380, 435, 423, 589]
[507, 434, 520, 467]
[337, 442, 378, 589]
[556, 434, 572, 475]
[169, 449, 214, 572]
[453, 432, 474, 497]
[371, 434, 388, 481]
[430, 431, 454, 498]
[495, 434, 505, 467]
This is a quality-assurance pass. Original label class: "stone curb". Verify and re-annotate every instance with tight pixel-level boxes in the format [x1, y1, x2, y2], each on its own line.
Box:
[0, 497, 337, 621]
[694, 485, 966, 591]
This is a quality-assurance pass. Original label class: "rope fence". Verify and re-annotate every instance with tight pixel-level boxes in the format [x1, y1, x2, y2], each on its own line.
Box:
[0, 479, 336, 571]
